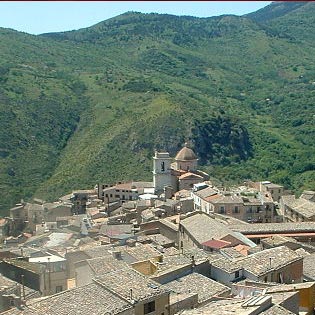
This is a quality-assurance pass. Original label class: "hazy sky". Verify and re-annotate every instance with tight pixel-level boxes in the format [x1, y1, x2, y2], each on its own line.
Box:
[0, 1, 271, 35]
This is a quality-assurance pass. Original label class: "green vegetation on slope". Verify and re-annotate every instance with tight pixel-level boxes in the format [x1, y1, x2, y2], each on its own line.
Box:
[1, 2, 315, 213]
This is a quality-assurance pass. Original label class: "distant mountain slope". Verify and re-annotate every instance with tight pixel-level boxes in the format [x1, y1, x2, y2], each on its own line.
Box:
[0, 31, 87, 211]
[246, 1, 308, 23]
[1, 2, 315, 214]
[246, 2, 315, 43]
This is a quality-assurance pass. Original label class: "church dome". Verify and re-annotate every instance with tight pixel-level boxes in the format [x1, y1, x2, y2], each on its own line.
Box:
[175, 143, 197, 161]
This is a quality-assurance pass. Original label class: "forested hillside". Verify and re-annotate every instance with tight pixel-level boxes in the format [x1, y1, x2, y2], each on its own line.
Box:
[1, 2, 315, 214]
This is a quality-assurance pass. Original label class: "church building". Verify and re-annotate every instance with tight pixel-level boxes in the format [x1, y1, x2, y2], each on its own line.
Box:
[153, 143, 209, 195]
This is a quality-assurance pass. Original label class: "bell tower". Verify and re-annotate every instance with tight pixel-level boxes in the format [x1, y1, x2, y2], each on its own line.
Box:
[153, 150, 172, 194]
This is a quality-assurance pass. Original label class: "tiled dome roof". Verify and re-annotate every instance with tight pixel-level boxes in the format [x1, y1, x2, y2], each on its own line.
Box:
[175, 143, 197, 161]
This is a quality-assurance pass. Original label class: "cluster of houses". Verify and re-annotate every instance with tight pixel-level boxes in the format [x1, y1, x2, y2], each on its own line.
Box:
[0, 144, 315, 314]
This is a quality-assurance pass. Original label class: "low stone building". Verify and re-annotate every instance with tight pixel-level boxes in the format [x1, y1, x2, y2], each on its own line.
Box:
[178, 212, 256, 251]
[98, 181, 154, 205]
[280, 193, 315, 222]
[95, 268, 170, 315]
[210, 245, 303, 286]
[75, 255, 129, 287]
[259, 181, 284, 203]
[163, 273, 230, 314]
[0, 254, 67, 296]
[9, 200, 73, 234]
[192, 186, 275, 223]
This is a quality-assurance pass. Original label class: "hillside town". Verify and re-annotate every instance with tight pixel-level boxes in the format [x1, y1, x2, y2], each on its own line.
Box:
[0, 144, 315, 314]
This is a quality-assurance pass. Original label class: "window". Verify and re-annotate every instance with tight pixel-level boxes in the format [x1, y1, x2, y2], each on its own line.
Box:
[56, 286, 63, 293]
[219, 206, 225, 214]
[233, 206, 239, 213]
[144, 301, 155, 314]
[115, 195, 119, 198]
[161, 162, 165, 172]
[235, 270, 240, 279]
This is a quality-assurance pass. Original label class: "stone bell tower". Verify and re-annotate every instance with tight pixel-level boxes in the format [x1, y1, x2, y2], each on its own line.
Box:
[153, 150, 173, 194]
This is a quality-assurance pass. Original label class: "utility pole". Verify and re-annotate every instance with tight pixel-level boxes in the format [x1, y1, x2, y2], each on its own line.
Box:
[21, 274, 25, 301]
[48, 257, 51, 295]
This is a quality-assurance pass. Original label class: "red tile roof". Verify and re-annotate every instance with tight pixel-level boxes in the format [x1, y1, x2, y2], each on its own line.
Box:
[201, 239, 231, 249]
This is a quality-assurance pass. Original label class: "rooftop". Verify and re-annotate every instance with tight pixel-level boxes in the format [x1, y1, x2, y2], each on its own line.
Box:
[266, 281, 315, 292]
[194, 186, 218, 199]
[180, 212, 232, 245]
[86, 255, 129, 275]
[259, 304, 295, 315]
[211, 257, 244, 273]
[300, 190, 315, 201]
[263, 183, 284, 189]
[202, 239, 231, 249]
[81, 244, 114, 259]
[96, 268, 168, 302]
[302, 252, 315, 280]
[29, 255, 65, 263]
[146, 234, 174, 247]
[206, 194, 244, 204]
[179, 172, 203, 180]
[175, 144, 197, 161]
[244, 246, 301, 277]
[220, 247, 247, 259]
[160, 218, 179, 232]
[174, 189, 192, 199]
[154, 254, 192, 275]
[99, 223, 132, 237]
[163, 273, 230, 303]
[261, 235, 298, 247]
[23, 231, 74, 249]
[180, 212, 251, 247]
[179, 295, 272, 315]
[3, 282, 132, 315]
[3, 258, 44, 274]
[231, 222, 315, 234]
[0, 274, 18, 288]
[211, 246, 301, 276]
[282, 195, 315, 218]
[115, 243, 162, 263]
